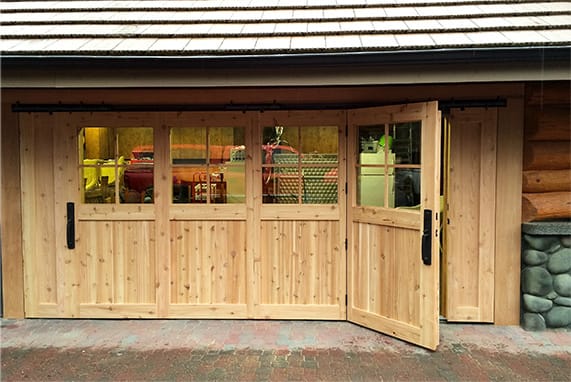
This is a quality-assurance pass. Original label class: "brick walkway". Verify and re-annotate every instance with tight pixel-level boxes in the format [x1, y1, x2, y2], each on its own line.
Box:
[1, 319, 570, 381]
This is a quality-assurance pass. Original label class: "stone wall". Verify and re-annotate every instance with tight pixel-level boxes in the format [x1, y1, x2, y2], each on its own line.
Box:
[521, 222, 571, 330]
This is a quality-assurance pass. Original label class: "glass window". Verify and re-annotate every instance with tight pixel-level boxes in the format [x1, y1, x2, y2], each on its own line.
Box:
[262, 125, 338, 204]
[171, 126, 245, 204]
[357, 121, 421, 208]
[79, 127, 154, 204]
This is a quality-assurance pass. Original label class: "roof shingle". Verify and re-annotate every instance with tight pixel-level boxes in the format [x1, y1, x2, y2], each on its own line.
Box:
[1, 0, 569, 57]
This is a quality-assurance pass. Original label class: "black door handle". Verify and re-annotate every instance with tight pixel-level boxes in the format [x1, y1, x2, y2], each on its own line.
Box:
[66, 202, 75, 249]
[421, 209, 432, 265]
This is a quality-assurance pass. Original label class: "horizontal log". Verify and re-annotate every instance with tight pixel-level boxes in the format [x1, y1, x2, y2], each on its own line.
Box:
[523, 141, 571, 171]
[526, 107, 571, 141]
[523, 170, 571, 193]
[522, 192, 571, 222]
[526, 83, 571, 105]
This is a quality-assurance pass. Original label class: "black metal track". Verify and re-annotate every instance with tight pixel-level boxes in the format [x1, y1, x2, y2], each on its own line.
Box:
[11, 99, 507, 113]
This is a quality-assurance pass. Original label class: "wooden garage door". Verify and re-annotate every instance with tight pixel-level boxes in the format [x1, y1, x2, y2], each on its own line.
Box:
[21, 110, 346, 319]
[253, 110, 347, 319]
[347, 102, 441, 350]
[21, 112, 161, 318]
[163, 112, 250, 318]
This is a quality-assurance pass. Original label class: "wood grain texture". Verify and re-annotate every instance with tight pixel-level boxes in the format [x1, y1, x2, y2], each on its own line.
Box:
[523, 141, 571, 171]
[20, 114, 57, 316]
[494, 97, 523, 325]
[169, 220, 247, 306]
[522, 169, 571, 193]
[446, 108, 497, 323]
[53, 117, 81, 317]
[76, 221, 157, 305]
[258, 220, 342, 309]
[525, 82, 571, 106]
[154, 120, 170, 317]
[1, 104, 24, 317]
[20, 114, 58, 315]
[347, 102, 440, 350]
[353, 222, 421, 325]
[522, 192, 571, 222]
[526, 106, 571, 141]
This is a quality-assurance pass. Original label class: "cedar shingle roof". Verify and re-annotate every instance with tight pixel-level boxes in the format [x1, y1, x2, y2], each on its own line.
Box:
[1, 0, 570, 57]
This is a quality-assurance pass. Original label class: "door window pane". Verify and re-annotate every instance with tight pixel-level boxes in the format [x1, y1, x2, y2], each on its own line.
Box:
[121, 127, 154, 204]
[394, 168, 421, 208]
[357, 166, 395, 208]
[357, 121, 421, 208]
[262, 125, 338, 204]
[80, 127, 154, 204]
[171, 126, 245, 204]
[390, 122, 421, 165]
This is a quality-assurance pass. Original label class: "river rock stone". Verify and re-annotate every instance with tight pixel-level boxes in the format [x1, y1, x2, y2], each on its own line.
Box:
[561, 236, 571, 247]
[522, 267, 553, 296]
[523, 235, 559, 252]
[523, 294, 553, 312]
[545, 306, 571, 327]
[547, 248, 571, 274]
[522, 313, 546, 331]
[553, 274, 571, 297]
[554, 296, 571, 307]
[546, 291, 558, 300]
[548, 243, 562, 254]
[523, 249, 548, 266]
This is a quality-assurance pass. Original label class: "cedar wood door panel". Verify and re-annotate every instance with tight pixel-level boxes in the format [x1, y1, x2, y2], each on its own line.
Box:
[21, 113, 161, 318]
[347, 102, 441, 350]
[253, 110, 347, 320]
[445, 108, 497, 322]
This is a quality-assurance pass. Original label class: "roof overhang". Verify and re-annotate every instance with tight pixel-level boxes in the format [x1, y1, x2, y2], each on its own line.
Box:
[2, 46, 570, 88]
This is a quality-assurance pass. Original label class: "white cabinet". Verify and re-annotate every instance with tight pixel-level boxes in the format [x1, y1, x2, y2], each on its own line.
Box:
[359, 150, 395, 207]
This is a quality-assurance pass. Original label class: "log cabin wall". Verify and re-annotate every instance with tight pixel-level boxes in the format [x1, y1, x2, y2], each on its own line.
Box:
[523, 82, 571, 222]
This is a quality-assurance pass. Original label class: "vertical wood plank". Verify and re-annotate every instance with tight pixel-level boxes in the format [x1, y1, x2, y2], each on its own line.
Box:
[495, 97, 524, 325]
[19, 114, 42, 316]
[478, 109, 497, 322]
[447, 108, 497, 322]
[154, 117, 170, 316]
[398, 227, 421, 325]
[170, 221, 182, 303]
[2, 106, 25, 317]
[77, 221, 114, 304]
[53, 114, 80, 317]
[114, 222, 125, 304]
[337, 112, 347, 316]
[369, 224, 381, 316]
[420, 102, 441, 349]
[141, 221, 157, 303]
[347, 115, 358, 319]
[95, 222, 114, 304]
[248, 112, 261, 316]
